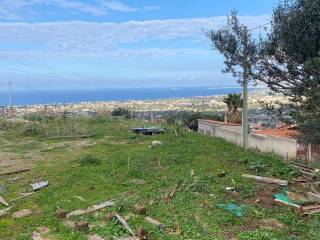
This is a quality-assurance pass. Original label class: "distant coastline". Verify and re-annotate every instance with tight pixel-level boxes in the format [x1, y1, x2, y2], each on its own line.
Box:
[0, 86, 266, 106]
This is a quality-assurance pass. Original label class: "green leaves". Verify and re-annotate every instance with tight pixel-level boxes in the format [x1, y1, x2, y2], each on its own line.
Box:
[208, 11, 258, 84]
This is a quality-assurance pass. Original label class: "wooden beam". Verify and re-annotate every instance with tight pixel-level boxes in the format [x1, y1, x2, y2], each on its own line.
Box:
[0, 195, 9, 207]
[114, 214, 135, 236]
[307, 192, 320, 203]
[67, 200, 115, 218]
[242, 174, 288, 186]
[0, 169, 30, 177]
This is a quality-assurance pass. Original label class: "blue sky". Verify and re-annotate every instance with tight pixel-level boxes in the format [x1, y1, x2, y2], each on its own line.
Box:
[0, 0, 278, 90]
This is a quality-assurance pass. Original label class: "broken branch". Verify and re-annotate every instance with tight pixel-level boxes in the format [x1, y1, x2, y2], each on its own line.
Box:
[0, 169, 30, 177]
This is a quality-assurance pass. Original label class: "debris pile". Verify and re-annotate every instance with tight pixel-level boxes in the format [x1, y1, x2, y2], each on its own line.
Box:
[0, 168, 47, 219]
[242, 169, 320, 216]
[290, 161, 319, 181]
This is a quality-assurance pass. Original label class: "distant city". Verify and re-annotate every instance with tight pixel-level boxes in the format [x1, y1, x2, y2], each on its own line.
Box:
[0, 88, 291, 129]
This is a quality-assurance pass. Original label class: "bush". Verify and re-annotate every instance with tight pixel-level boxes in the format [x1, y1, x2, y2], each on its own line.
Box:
[111, 107, 130, 118]
[166, 115, 177, 125]
[181, 112, 200, 131]
[0, 118, 12, 130]
[227, 113, 242, 124]
[23, 114, 52, 122]
[79, 155, 101, 166]
[21, 122, 44, 136]
[200, 113, 225, 122]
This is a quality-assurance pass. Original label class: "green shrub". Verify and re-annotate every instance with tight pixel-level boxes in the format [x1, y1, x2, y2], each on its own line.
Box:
[166, 111, 225, 131]
[79, 155, 101, 166]
[21, 122, 44, 136]
[23, 114, 52, 122]
[111, 107, 131, 118]
[0, 118, 12, 130]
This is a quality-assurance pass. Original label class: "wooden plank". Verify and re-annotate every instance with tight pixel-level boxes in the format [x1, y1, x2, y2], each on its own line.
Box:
[9, 192, 36, 203]
[0, 169, 30, 177]
[67, 200, 115, 218]
[114, 214, 135, 236]
[242, 174, 288, 186]
[300, 204, 320, 211]
[299, 170, 316, 177]
[289, 161, 315, 171]
[303, 208, 320, 215]
[0, 195, 9, 207]
[145, 216, 166, 229]
[307, 192, 320, 203]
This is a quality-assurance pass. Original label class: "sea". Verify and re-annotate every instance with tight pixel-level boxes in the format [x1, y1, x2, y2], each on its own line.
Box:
[0, 87, 259, 106]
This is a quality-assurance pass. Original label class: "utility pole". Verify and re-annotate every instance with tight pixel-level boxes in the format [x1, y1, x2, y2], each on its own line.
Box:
[242, 27, 249, 149]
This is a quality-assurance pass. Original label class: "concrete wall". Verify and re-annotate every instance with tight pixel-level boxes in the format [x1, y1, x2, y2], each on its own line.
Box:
[198, 119, 297, 160]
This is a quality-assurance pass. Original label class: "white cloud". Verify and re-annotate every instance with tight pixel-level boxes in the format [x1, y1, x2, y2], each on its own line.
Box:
[0, 0, 153, 20]
[143, 6, 160, 11]
[50, 0, 107, 16]
[0, 15, 270, 58]
[99, 0, 138, 12]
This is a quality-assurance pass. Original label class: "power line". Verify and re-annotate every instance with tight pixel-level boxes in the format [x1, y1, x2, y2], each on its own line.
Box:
[0, 57, 81, 78]
[249, 22, 271, 32]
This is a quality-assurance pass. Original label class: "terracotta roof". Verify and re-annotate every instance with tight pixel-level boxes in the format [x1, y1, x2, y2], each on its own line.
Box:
[255, 128, 301, 139]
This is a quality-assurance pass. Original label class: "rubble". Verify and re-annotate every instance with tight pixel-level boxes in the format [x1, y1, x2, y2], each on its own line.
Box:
[145, 216, 166, 229]
[0, 206, 14, 217]
[151, 141, 163, 146]
[134, 203, 147, 215]
[32, 227, 51, 240]
[56, 208, 67, 219]
[75, 221, 89, 233]
[31, 181, 49, 191]
[289, 162, 319, 181]
[12, 209, 33, 219]
[129, 179, 146, 185]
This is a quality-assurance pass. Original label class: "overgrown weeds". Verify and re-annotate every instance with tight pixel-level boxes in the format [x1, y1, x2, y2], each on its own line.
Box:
[79, 154, 101, 166]
[21, 122, 45, 136]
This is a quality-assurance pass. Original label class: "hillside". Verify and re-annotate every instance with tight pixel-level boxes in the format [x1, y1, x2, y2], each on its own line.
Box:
[0, 116, 318, 240]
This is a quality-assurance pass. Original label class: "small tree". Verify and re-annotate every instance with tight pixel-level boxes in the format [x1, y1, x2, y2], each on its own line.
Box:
[223, 93, 243, 114]
[208, 12, 258, 147]
[207, 11, 259, 85]
[111, 107, 131, 118]
[255, 0, 320, 143]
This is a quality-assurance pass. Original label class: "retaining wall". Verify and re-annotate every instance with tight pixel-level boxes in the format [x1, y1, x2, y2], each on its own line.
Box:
[198, 119, 297, 160]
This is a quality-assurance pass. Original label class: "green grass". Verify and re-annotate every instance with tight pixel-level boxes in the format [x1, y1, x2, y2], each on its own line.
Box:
[0, 117, 319, 240]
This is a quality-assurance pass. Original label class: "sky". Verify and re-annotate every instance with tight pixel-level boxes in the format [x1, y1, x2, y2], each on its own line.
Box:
[0, 0, 278, 90]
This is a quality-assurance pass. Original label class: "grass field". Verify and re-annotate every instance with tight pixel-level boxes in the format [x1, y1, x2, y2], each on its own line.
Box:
[0, 116, 319, 240]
